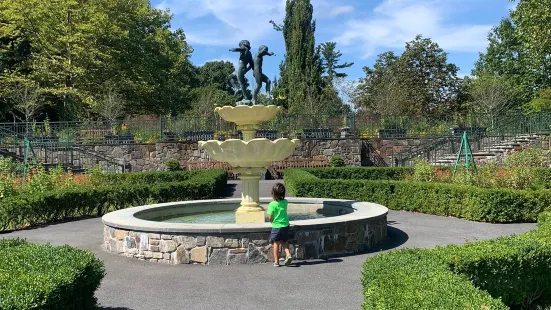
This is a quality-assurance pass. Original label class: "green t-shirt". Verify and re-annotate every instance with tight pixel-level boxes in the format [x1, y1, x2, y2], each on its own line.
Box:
[267, 199, 289, 228]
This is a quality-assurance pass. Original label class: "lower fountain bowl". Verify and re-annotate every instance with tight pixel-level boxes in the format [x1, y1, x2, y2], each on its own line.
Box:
[102, 197, 388, 265]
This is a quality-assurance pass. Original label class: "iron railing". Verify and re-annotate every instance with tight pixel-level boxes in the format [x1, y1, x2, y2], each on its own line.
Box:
[1, 140, 126, 173]
[1, 112, 550, 146]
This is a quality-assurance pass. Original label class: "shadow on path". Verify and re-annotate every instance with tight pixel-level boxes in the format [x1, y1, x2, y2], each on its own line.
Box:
[371, 225, 409, 252]
[218, 183, 237, 198]
[97, 307, 132, 310]
[0, 216, 98, 235]
[286, 258, 343, 267]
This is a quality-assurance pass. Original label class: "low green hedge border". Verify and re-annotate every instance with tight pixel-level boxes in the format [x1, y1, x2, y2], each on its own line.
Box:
[362, 214, 551, 309]
[305, 167, 413, 181]
[285, 168, 551, 308]
[0, 239, 105, 310]
[299, 166, 551, 189]
[284, 169, 550, 223]
[0, 170, 227, 231]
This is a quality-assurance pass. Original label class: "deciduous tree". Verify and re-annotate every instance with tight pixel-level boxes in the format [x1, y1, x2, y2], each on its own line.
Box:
[355, 36, 464, 116]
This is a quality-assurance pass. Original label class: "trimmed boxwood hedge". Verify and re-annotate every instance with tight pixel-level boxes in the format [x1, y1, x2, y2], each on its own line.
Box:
[99, 170, 207, 185]
[0, 170, 227, 231]
[362, 215, 551, 309]
[299, 166, 551, 189]
[0, 239, 105, 310]
[304, 167, 413, 181]
[284, 169, 550, 223]
[284, 167, 551, 309]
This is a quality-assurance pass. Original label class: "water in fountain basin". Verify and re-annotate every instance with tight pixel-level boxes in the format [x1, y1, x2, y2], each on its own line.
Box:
[148, 203, 346, 224]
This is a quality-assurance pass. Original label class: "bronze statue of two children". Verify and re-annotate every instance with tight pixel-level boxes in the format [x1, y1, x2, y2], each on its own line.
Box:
[229, 40, 275, 105]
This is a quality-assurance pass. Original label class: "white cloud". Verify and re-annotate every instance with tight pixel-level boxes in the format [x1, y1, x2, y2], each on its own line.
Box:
[328, 5, 355, 17]
[155, 0, 287, 46]
[157, 0, 355, 47]
[334, 0, 493, 59]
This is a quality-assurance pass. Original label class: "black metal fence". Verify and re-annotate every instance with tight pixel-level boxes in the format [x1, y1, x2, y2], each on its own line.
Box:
[0, 112, 550, 146]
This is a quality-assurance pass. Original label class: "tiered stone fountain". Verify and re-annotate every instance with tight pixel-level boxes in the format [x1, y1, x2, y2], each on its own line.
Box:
[102, 104, 389, 266]
[198, 105, 300, 224]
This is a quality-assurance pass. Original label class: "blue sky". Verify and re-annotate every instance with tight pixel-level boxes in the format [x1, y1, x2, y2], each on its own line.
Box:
[153, 0, 517, 80]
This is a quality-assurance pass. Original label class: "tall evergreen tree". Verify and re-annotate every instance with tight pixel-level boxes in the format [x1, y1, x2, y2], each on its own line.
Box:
[270, 0, 322, 113]
[320, 41, 354, 83]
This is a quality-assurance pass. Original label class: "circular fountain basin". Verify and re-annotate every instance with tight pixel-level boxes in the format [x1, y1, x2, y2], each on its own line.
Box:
[102, 198, 388, 265]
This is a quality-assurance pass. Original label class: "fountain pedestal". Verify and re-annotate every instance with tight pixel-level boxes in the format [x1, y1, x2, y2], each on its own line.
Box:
[199, 105, 300, 224]
[234, 167, 265, 224]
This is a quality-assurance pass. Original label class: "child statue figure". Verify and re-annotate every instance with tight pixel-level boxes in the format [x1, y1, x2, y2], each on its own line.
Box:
[229, 40, 254, 105]
[252, 45, 275, 104]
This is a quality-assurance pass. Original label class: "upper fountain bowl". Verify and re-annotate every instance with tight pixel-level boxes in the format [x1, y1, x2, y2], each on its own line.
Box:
[199, 138, 299, 168]
[215, 105, 281, 126]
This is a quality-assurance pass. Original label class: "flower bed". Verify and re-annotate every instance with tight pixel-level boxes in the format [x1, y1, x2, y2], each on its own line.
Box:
[0, 168, 227, 231]
[285, 168, 551, 223]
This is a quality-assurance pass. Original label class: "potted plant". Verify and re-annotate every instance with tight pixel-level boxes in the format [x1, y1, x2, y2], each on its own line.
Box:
[216, 131, 226, 141]
[31, 119, 59, 144]
[57, 127, 77, 144]
[104, 122, 134, 144]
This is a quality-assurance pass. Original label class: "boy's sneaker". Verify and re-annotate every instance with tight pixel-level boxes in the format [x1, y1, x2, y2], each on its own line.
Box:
[272, 262, 280, 267]
[283, 255, 292, 266]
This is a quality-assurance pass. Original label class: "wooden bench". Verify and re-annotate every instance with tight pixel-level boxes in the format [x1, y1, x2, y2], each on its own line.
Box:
[269, 159, 329, 179]
[303, 128, 333, 139]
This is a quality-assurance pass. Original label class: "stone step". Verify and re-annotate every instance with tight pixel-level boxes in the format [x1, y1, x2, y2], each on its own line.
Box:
[472, 152, 496, 157]
[433, 160, 455, 165]
[493, 145, 515, 149]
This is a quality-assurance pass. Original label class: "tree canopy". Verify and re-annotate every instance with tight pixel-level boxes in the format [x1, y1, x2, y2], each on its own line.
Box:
[0, 0, 196, 120]
[474, 0, 551, 105]
[355, 36, 465, 116]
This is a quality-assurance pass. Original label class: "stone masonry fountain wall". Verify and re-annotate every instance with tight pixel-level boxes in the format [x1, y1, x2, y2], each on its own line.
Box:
[102, 198, 388, 265]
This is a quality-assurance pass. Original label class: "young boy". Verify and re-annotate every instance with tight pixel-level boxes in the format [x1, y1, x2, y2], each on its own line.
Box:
[267, 183, 292, 267]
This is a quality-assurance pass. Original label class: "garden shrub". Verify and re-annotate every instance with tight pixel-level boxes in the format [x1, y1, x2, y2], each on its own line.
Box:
[98, 170, 204, 185]
[361, 250, 508, 310]
[284, 167, 551, 308]
[0, 170, 227, 231]
[164, 159, 181, 171]
[284, 169, 551, 223]
[0, 239, 105, 310]
[302, 167, 412, 181]
[329, 155, 345, 167]
[362, 218, 551, 309]
[412, 159, 435, 182]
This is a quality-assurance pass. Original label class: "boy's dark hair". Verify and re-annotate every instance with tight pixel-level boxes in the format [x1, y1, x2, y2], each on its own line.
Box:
[271, 183, 286, 201]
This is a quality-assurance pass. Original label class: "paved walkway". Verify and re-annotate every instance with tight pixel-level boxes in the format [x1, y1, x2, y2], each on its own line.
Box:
[2, 180, 536, 310]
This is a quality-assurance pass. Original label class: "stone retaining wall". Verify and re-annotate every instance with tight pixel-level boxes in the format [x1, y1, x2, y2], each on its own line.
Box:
[89, 139, 363, 172]
[103, 215, 387, 265]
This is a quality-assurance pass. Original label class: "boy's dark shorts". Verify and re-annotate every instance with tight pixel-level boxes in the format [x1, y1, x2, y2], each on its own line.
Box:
[270, 226, 290, 243]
